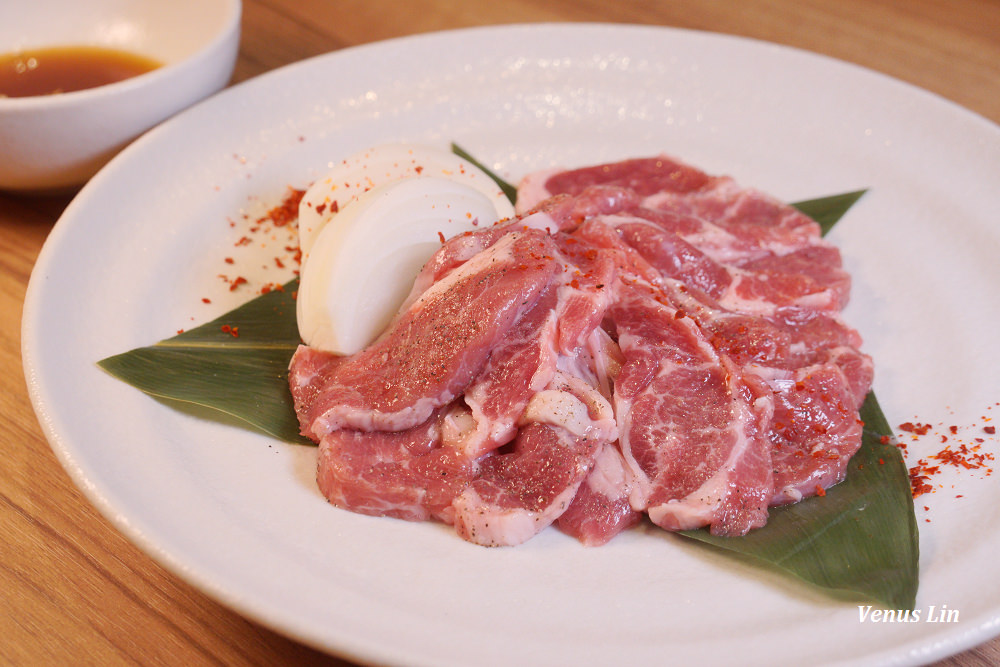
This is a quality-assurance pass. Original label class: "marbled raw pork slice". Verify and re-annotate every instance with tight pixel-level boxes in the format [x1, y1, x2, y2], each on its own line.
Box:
[606, 213, 850, 315]
[734, 244, 851, 310]
[749, 345, 873, 505]
[556, 441, 642, 546]
[450, 286, 560, 460]
[647, 178, 822, 255]
[452, 422, 599, 547]
[630, 206, 770, 267]
[453, 368, 617, 547]
[449, 239, 620, 547]
[611, 283, 774, 537]
[289, 229, 559, 439]
[605, 215, 734, 300]
[702, 305, 864, 372]
[315, 410, 475, 522]
[519, 155, 836, 270]
[516, 155, 720, 214]
[638, 273, 872, 507]
[660, 287, 873, 506]
[450, 223, 619, 460]
[551, 324, 643, 546]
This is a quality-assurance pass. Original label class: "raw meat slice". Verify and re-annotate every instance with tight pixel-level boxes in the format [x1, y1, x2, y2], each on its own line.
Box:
[718, 266, 840, 315]
[289, 229, 560, 439]
[704, 305, 865, 371]
[453, 367, 617, 547]
[755, 354, 869, 505]
[611, 284, 774, 536]
[557, 441, 642, 546]
[646, 179, 822, 254]
[524, 155, 833, 268]
[518, 185, 640, 230]
[602, 213, 847, 315]
[454, 286, 560, 459]
[516, 156, 719, 213]
[400, 224, 510, 309]
[825, 344, 875, 408]
[628, 204, 774, 267]
[315, 411, 476, 522]
[549, 232, 619, 353]
[452, 422, 600, 547]
[607, 216, 733, 300]
[734, 244, 850, 309]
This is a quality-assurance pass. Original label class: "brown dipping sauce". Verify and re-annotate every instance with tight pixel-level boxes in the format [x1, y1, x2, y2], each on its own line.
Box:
[0, 45, 162, 98]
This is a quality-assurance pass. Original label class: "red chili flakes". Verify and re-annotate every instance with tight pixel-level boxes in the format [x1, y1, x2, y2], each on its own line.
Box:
[264, 187, 306, 227]
[899, 421, 932, 436]
[894, 409, 999, 500]
[199, 186, 309, 308]
[259, 282, 286, 295]
[932, 443, 994, 471]
[815, 486, 826, 498]
[909, 466, 936, 498]
[220, 324, 239, 337]
[201, 297, 211, 304]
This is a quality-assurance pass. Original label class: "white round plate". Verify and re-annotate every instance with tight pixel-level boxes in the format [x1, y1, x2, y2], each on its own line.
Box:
[23, 24, 1000, 667]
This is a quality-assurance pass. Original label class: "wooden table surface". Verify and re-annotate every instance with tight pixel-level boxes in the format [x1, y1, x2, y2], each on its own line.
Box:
[3, 1, 998, 664]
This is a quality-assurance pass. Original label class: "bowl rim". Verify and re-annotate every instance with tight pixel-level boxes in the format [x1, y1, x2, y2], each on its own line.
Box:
[0, 0, 242, 110]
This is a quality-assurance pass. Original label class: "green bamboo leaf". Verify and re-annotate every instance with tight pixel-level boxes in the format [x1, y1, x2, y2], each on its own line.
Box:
[98, 280, 309, 444]
[451, 142, 518, 205]
[680, 393, 919, 609]
[793, 189, 867, 235]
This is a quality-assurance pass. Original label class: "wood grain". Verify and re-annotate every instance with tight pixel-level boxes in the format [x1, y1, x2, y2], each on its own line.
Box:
[2, 1, 998, 664]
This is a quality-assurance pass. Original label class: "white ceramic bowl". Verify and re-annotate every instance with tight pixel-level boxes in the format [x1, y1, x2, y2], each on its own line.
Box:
[0, 0, 241, 192]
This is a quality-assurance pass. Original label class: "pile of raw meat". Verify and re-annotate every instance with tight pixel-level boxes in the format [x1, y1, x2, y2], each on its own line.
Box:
[289, 155, 873, 547]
